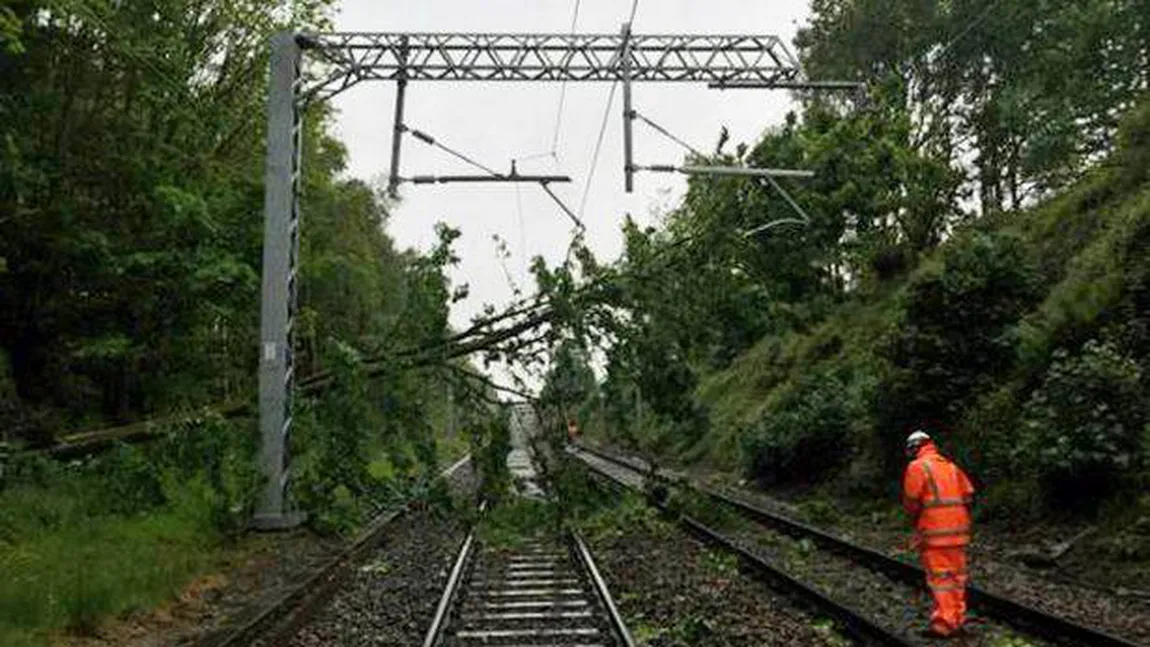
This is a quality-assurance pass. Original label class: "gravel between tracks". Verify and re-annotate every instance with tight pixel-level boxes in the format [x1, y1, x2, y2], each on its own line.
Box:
[276, 511, 467, 647]
[588, 518, 852, 646]
[584, 444, 1150, 646]
[725, 520, 1053, 647]
[265, 459, 477, 646]
[714, 484, 1150, 646]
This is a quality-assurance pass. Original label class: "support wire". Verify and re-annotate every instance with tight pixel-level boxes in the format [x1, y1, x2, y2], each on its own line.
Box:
[633, 111, 705, 158]
[631, 110, 813, 232]
[405, 125, 503, 177]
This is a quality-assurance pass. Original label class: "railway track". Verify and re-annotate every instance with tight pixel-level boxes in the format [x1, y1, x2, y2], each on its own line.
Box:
[423, 408, 633, 646]
[570, 443, 1147, 647]
[422, 527, 634, 647]
[205, 454, 474, 647]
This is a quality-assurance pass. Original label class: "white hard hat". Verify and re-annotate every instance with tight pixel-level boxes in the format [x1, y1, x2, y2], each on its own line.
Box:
[905, 430, 931, 449]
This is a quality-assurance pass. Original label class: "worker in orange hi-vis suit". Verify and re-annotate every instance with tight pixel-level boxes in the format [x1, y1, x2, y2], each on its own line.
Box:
[902, 430, 975, 638]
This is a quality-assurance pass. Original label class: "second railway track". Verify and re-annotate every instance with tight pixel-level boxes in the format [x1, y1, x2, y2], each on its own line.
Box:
[570, 443, 1148, 647]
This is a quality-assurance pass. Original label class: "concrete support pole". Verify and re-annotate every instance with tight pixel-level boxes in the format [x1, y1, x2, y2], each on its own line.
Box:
[387, 36, 410, 198]
[387, 78, 407, 198]
[254, 31, 305, 530]
[621, 22, 635, 193]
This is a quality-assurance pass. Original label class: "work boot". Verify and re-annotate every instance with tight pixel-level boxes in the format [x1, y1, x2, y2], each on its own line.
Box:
[919, 625, 966, 639]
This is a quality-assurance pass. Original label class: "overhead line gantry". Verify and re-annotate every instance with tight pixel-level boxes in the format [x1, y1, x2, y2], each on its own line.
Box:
[255, 26, 851, 529]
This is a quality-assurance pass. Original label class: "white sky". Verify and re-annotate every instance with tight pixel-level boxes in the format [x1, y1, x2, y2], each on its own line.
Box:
[329, 0, 811, 385]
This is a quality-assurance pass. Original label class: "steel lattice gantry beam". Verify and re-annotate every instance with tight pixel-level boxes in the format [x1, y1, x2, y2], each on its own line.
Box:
[298, 31, 801, 100]
[254, 29, 807, 529]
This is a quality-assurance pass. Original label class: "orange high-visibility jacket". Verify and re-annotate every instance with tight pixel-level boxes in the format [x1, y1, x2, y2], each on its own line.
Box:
[903, 442, 975, 548]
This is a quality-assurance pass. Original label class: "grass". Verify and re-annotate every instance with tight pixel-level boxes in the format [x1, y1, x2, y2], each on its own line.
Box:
[0, 491, 217, 646]
[693, 278, 909, 473]
[0, 401, 473, 645]
[575, 492, 667, 543]
[477, 498, 559, 547]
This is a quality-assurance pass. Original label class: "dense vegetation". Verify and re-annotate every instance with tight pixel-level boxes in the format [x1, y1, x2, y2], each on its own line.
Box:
[541, 0, 1149, 531]
[0, 2, 510, 642]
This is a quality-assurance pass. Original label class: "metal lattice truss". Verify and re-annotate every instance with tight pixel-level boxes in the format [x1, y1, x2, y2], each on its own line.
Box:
[298, 31, 802, 101]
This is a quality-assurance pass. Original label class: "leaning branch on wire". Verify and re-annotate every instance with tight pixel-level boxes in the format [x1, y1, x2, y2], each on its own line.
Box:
[295, 297, 548, 392]
[414, 308, 554, 366]
[33, 301, 558, 459]
[449, 297, 548, 346]
[481, 331, 553, 368]
[27, 258, 638, 461]
[440, 362, 538, 402]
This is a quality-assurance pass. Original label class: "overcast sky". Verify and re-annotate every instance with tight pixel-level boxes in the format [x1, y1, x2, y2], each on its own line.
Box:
[329, 0, 811, 385]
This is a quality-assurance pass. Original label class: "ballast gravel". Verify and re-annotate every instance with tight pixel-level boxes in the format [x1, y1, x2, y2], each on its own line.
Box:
[279, 511, 466, 647]
[588, 518, 851, 646]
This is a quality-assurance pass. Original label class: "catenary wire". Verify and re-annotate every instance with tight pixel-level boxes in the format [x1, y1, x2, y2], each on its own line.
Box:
[577, 80, 619, 218]
[550, 0, 583, 157]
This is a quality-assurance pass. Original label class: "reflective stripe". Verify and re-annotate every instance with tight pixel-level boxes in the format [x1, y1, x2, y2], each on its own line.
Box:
[928, 583, 966, 592]
[921, 460, 971, 508]
[921, 525, 970, 537]
[922, 462, 943, 502]
[923, 497, 967, 508]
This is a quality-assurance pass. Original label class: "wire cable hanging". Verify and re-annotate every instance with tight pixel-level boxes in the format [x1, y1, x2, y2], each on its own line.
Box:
[577, 0, 640, 219]
[630, 110, 813, 232]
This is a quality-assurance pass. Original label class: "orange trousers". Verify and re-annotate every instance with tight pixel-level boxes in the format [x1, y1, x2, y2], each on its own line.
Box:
[920, 546, 968, 635]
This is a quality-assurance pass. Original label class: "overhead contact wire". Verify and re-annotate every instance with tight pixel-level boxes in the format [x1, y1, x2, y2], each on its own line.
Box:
[577, 81, 619, 219]
[550, 0, 583, 157]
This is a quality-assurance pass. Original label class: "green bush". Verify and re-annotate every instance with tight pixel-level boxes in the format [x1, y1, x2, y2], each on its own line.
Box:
[1, 412, 256, 539]
[289, 341, 402, 534]
[875, 231, 1040, 473]
[743, 364, 867, 485]
[1017, 340, 1148, 508]
[471, 410, 512, 505]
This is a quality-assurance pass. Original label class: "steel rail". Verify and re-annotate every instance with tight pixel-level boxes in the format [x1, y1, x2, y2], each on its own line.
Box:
[681, 516, 913, 647]
[575, 444, 1146, 647]
[423, 516, 481, 647]
[569, 448, 911, 646]
[204, 455, 473, 647]
[571, 530, 636, 647]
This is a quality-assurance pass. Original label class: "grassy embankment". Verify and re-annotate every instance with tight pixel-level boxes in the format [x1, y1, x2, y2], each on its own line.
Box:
[595, 102, 1150, 581]
[0, 389, 467, 646]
